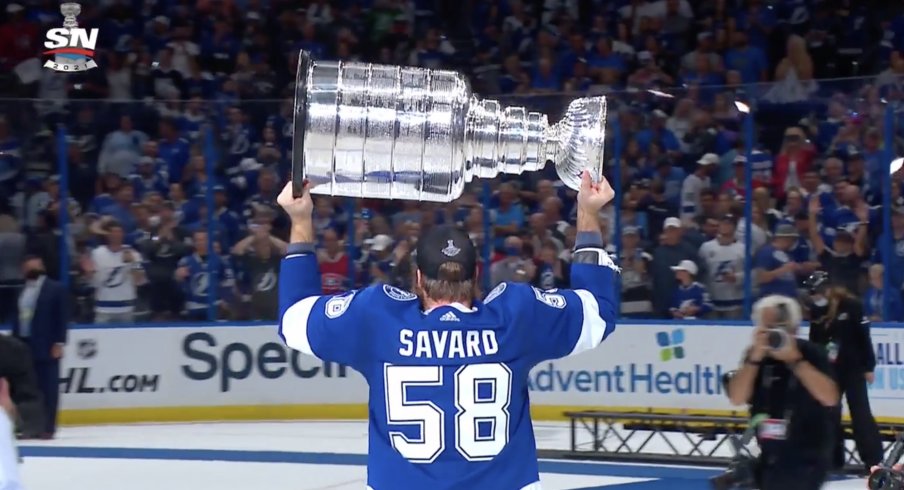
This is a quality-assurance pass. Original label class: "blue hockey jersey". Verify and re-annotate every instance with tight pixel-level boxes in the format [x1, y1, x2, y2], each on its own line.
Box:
[278, 244, 618, 490]
[669, 282, 714, 319]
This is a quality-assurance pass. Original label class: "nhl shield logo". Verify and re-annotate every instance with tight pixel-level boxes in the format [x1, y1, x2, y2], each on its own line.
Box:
[43, 3, 100, 72]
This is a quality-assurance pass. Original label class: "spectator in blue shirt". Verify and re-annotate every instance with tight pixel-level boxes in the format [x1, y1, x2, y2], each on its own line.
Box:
[157, 118, 191, 184]
[490, 183, 525, 250]
[654, 159, 685, 207]
[589, 37, 625, 75]
[724, 31, 768, 84]
[732, 0, 777, 51]
[635, 111, 681, 153]
[865, 264, 904, 322]
[531, 56, 562, 91]
[100, 184, 138, 233]
[753, 224, 802, 299]
[669, 260, 713, 319]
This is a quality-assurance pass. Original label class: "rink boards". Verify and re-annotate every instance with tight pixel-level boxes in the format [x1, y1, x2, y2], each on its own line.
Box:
[23, 320, 900, 425]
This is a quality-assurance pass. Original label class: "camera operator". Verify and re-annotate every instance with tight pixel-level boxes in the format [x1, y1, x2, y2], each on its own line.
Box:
[727, 295, 840, 490]
[0, 378, 25, 490]
[804, 271, 883, 473]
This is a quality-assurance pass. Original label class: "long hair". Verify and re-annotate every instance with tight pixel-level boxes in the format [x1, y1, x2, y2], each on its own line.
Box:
[815, 286, 857, 326]
[414, 262, 480, 305]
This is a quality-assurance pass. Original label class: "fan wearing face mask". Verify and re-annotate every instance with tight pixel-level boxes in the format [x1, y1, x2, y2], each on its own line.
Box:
[805, 271, 883, 475]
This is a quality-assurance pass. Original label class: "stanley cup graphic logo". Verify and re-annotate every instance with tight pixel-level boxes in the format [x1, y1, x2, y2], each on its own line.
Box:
[61, 2, 79, 28]
[43, 2, 99, 72]
[291, 51, 607, 202]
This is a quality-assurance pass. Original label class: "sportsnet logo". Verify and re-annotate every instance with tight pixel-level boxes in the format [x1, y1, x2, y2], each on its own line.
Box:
[43, 3, 99, 72]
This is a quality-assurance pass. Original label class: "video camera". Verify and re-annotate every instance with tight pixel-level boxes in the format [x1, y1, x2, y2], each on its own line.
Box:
[868, 433, 904, 490]
[710, 372, 761, 490]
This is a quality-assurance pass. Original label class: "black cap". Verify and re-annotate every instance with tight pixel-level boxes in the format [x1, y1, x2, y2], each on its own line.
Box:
[804, 271, 830, 295]
[415, 225, 478, 281]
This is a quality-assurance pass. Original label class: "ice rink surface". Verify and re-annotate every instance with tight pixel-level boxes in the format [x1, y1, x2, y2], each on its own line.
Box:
[16, 421, 869, 490]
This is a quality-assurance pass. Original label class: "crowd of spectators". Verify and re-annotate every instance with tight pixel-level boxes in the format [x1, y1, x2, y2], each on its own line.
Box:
[2, 0, 904, 325]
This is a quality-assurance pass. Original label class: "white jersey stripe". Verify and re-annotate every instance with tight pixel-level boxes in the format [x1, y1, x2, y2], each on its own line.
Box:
[0, 413, 24, 490]
[281, 295, 322, 360]
[570, 289, 607, 356]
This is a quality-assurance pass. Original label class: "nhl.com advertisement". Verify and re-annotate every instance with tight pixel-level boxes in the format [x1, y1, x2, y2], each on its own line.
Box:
[50, 323, 904, 420]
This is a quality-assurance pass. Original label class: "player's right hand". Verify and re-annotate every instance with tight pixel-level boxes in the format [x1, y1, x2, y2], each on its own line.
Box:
[576, 170, 615, 213]
[277, 180, 314, 222]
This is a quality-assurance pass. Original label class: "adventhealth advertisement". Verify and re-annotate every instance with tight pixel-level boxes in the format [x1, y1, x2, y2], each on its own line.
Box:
[527, 325, 736, 412]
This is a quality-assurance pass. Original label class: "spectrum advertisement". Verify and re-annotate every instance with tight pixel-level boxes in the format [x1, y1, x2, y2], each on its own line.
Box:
[58, 326, 365, 411]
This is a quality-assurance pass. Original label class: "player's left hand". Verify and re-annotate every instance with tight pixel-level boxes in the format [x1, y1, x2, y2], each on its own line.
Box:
[577, 170, 615, 213]
[277, 180, 314, 222]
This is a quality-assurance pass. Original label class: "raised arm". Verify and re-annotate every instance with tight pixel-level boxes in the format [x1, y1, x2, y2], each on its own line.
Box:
[491, 172, 619, 363]
[807, 197, 826, 256]
[275, 181, 370, 369]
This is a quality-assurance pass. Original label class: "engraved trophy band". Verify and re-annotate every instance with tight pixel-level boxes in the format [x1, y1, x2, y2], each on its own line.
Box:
[291, 51, 607, 202]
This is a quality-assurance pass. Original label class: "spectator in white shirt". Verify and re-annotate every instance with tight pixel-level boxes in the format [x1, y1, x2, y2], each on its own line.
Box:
[680, 153, 717, 225]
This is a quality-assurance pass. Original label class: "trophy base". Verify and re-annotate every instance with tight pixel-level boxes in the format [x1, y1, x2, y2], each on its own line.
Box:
[291, 51, 314, 198]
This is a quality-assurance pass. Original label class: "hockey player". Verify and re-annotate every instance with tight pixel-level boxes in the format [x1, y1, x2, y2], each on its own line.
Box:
[277, 171, 619, 490]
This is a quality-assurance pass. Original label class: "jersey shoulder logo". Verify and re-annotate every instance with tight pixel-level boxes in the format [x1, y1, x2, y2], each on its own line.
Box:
[325, 291, 356, 319]
[383, 284, 418, 301]
[532, 286, 566, 309]
[483, 282, 507, 304]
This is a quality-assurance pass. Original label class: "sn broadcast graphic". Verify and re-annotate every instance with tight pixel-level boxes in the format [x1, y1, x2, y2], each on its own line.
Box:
[42, 2, 98, 72]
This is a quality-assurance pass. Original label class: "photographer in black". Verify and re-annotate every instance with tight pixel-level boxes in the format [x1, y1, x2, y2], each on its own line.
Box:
[804, 271, 883, 474]
[727, 294, 839, 490]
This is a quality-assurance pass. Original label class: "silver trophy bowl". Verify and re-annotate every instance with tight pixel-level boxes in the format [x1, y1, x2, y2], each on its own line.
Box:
[60, 3, 81, 27]
[292, 51, 607, 202]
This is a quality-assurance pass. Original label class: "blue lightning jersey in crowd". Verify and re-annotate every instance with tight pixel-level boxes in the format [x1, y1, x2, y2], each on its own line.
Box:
[278, 241, 618, 490]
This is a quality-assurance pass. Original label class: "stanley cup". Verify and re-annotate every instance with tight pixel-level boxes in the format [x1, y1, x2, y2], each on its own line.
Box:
[291, 51, 607, 202]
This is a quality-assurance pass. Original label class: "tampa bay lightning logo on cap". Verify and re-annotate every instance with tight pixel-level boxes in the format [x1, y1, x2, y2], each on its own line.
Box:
[442, 239, 460, 257]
